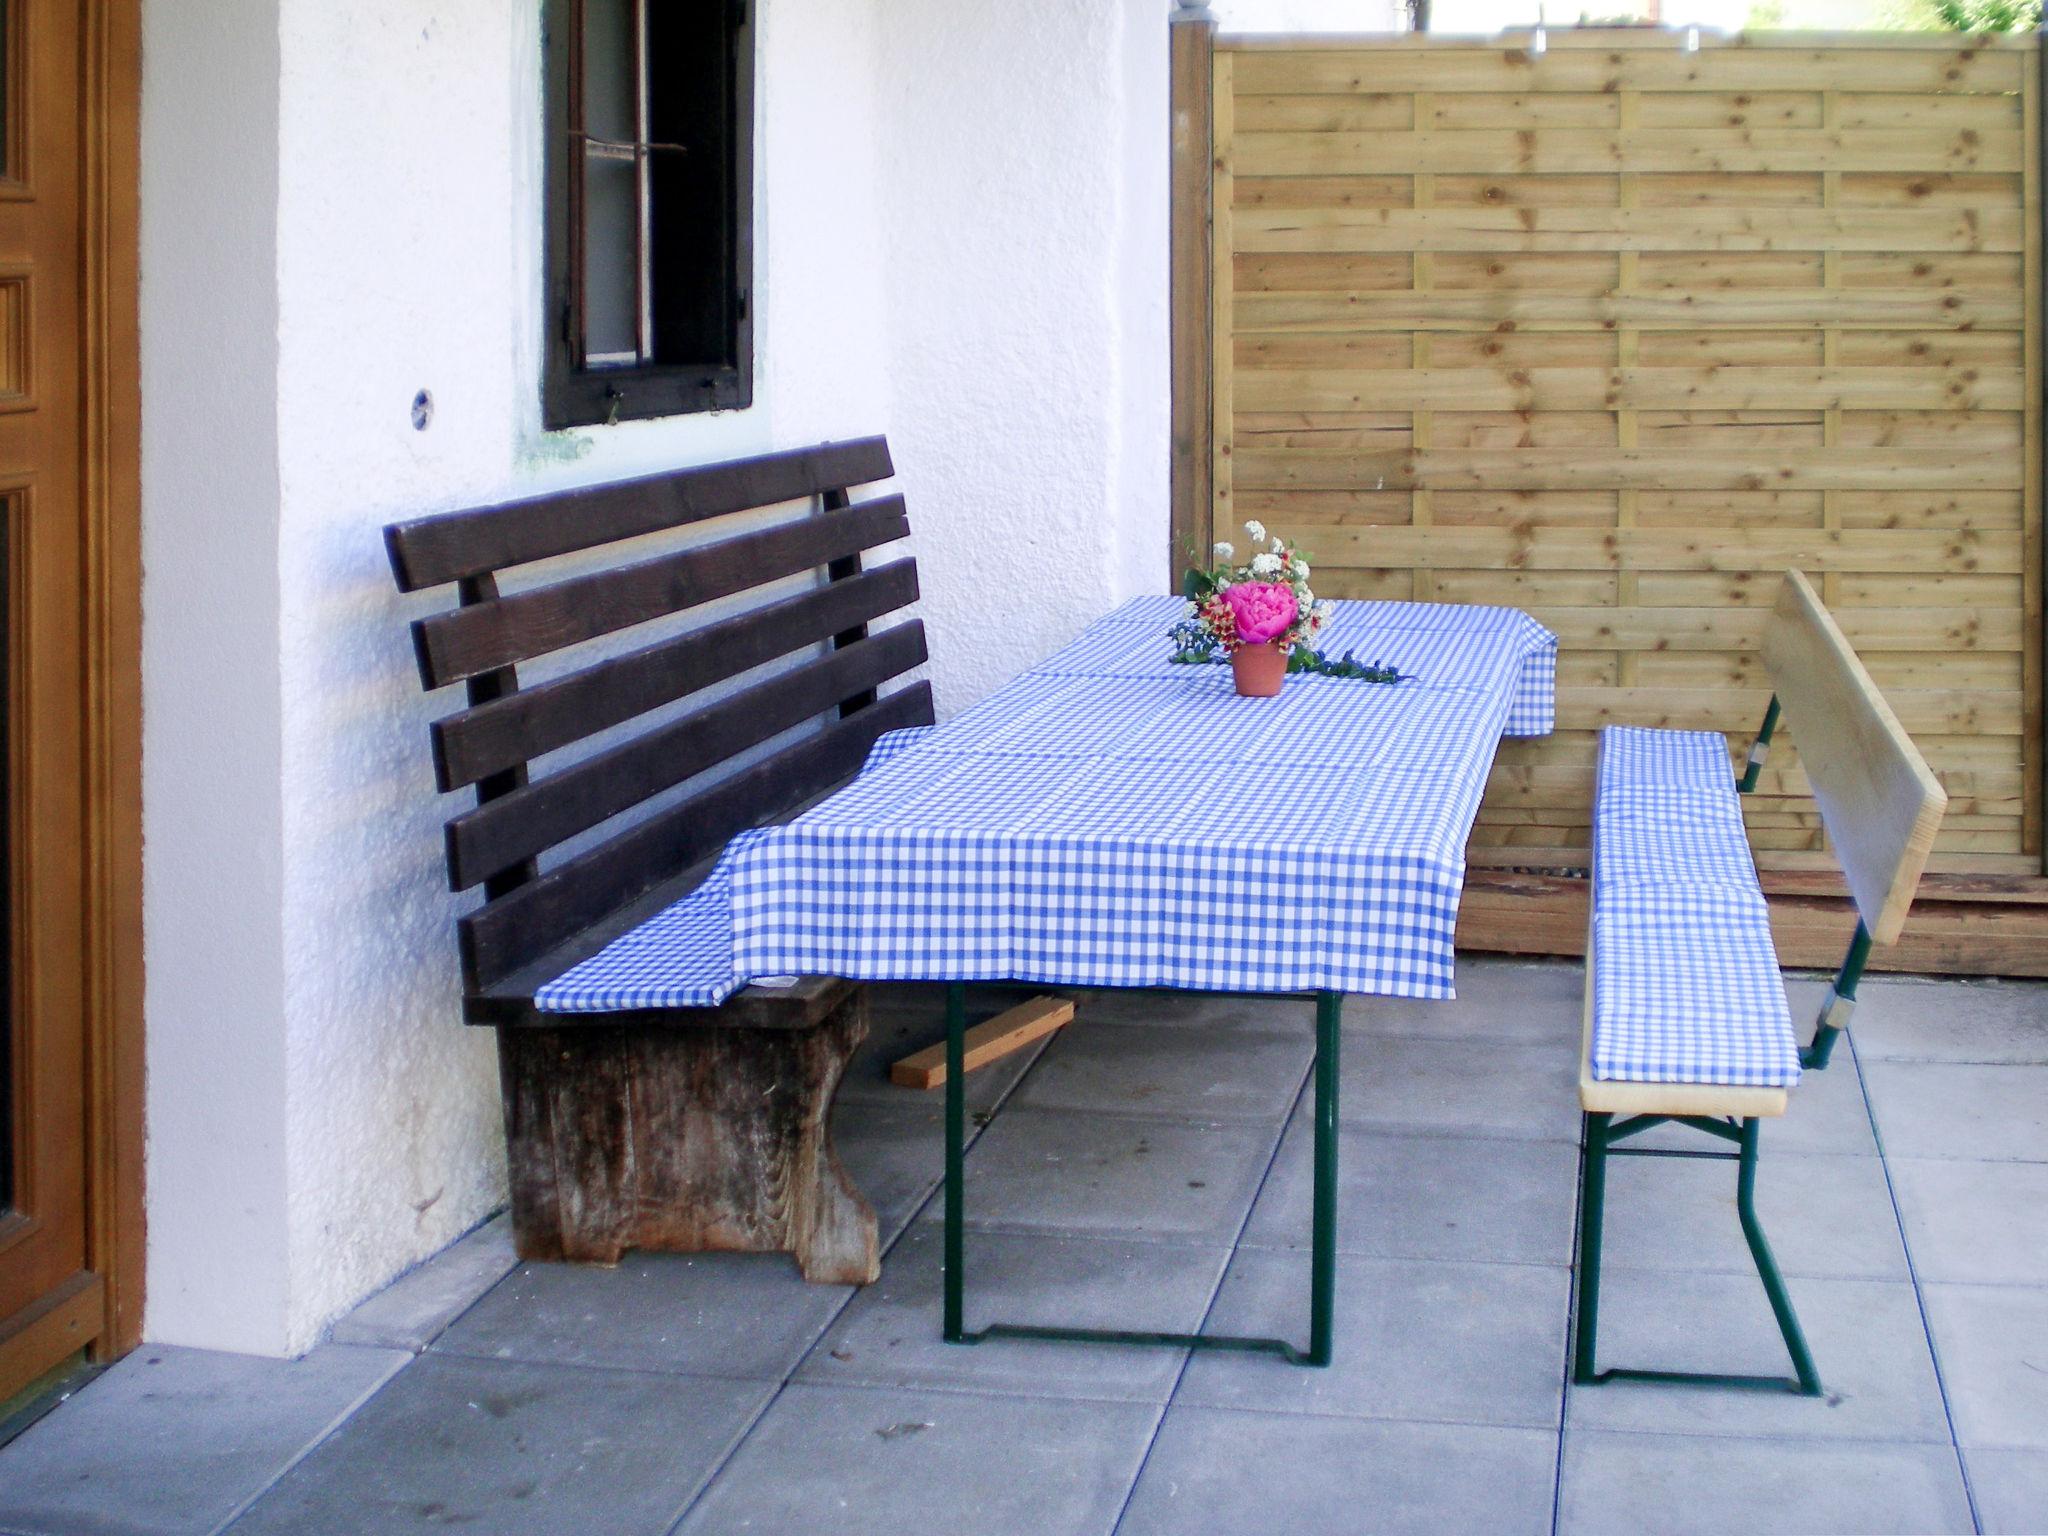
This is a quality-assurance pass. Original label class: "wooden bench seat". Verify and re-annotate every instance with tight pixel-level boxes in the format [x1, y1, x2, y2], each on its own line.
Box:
[1571, 570, 1946, 1397]
[385, 438, 934, 1284]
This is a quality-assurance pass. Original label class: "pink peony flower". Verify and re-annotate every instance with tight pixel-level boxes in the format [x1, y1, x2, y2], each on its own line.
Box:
[1220, 581, 1299, 647]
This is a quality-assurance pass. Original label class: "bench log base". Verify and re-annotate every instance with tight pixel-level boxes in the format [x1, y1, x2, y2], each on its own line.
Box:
[1571, 1110, 1823, 1398]
[495, 988, 879, 1286]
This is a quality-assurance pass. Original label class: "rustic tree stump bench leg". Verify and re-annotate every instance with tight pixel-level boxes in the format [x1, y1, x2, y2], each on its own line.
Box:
[495, 988, 879, 1285]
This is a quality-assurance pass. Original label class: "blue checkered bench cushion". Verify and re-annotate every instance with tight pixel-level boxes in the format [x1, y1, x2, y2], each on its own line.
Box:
[1590, 725, 1802, 1090]
[533, 725, 935, 1014]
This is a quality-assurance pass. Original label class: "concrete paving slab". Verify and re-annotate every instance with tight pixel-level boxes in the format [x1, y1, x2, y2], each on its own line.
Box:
[1566, 1273, 1950, 1444]
[1240, 1119, 1579, 1266]
[950, 1107, 1280, 1245]
[1120, 1407, 1557, 1536]
[328, 1214, 518, 1353]
[1890, 1157, 2048, 1287]
[1922, 1283, 2048, 1450]
[1964, 1446, 2048, 1535]
[1174, 1250, 1570, 1429]
[0, 1343, 404, 1536]
[798, 1224, 1228, 1404]
[1557, 1428, 1973, 1536]
[673, 1383, 1156, 1536]
[228, 1353, 768, 1536]
[1862, 1061, 2048, 1162]
[1007, 1018, 1311, 1125]
[431, 1251, 850, 1383]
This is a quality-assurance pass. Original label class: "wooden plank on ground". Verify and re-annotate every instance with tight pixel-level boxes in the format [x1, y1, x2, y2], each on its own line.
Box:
[890, 996, 1077, 1090]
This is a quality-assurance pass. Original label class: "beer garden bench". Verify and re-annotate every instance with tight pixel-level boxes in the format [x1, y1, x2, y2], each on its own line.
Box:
[1573, 570, 1948, 1395]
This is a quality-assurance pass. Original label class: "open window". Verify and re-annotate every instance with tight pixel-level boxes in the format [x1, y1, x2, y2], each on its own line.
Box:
[543, 0, 754, 429]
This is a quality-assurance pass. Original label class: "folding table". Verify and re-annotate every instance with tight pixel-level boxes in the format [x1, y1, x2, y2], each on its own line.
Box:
[730, 595, 1557, 1365]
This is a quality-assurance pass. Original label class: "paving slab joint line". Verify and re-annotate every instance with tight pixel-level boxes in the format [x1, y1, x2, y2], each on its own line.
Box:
[1109, 1047, 1319, 1535]
[660, 1016, 1058, 1536]
[1848, 1029, 1985, 1536]
[212, 1352, 411, 1536]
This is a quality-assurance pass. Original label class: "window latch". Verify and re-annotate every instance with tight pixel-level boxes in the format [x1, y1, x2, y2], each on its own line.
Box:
[604, 385, 625, 426]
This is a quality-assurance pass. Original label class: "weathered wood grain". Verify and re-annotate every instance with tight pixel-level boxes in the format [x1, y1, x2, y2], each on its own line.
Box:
[499, 988, 878, 1283]
[1208, 30, 2041, 876]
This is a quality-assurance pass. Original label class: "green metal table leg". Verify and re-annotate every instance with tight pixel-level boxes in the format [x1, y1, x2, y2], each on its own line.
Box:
[940, 985, 1343, 1367]
[1573, 1111, 1610, 1384]
[1308, 990, 1342, 1367]
[1737, 1117, 1824, 1396]
[943, 981, 967, 1344]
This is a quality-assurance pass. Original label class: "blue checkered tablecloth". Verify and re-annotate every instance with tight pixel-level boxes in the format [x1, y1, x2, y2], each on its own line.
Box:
[703, 596, 1553, 1003]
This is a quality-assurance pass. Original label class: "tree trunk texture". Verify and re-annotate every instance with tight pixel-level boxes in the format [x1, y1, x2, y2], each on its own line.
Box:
[496, 988, 877, 1284]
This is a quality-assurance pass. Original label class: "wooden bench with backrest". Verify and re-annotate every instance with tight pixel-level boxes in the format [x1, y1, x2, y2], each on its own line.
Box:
[384, 438, 934, 1286]
[1572, 569, 1947, 1396]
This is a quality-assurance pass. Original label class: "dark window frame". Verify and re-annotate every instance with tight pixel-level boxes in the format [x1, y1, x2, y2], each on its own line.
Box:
[542, 0, 755, 430]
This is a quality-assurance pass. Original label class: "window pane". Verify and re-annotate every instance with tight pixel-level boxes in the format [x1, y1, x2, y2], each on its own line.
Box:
[583, 154, 639, 362]
[645, 3, 737, 367]
[582, 0, 635, 144]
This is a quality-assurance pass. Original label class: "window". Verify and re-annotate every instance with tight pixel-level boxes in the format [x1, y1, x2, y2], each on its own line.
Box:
[544, 0, 754, 429]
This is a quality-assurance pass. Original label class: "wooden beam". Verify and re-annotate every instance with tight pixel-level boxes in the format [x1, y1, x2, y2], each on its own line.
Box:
[890, 996, 1076, 1090]
[1457, 869, 2048, 977]
[1169, 13, 1216, 588]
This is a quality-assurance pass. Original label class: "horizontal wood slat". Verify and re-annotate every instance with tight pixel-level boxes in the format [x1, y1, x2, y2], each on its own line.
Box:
[413, 498, 910, 690]
[1236, 128, 2022, 176]
[459, 684, 935, 989]
[1210, 30, 2041, 875]
[1238, 451, 2027, 495]
[431, 559, 921, 791]
[1235, 366, 2023, 413]
[1236, 289, 2024, 331]
[386, 437, 894, 592]
[1228, 44, 2029, 97]
[445, 623, 930, 891]
[1232, 207, 2024, 254]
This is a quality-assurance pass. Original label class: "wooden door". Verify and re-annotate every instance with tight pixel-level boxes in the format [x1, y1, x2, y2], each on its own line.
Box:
[0, 0, 142, 1400]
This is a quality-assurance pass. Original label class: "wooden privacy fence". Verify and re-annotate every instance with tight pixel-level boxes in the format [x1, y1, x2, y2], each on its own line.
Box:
[1171, 26, 2044, 892]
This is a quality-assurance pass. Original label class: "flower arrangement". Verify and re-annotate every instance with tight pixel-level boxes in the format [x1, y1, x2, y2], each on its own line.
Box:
[1170, 521, 1403, 690]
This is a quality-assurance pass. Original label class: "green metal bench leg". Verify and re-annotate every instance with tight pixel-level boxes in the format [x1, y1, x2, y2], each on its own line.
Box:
[1736, 1116, 1824, 1397]
[942, 986, 1342, 1367]
[1574, 1112, 1824, 1396]
[1573, 1111, 1610, 1384]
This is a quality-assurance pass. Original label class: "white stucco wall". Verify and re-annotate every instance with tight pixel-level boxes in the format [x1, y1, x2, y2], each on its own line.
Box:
[143, 0, 1179, 1352]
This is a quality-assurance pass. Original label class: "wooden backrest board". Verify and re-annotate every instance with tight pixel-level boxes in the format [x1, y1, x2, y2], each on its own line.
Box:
[1762, 570, 1948, 945]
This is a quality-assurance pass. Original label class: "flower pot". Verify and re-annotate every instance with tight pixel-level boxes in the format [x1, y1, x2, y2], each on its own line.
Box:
[1231, 640, 1288, 697]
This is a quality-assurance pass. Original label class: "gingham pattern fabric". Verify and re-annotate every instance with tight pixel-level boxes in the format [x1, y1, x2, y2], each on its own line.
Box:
[533, 863, 740, 1012]
[713, 597, 1556, 1002]
[531, 724, 940, 1013]
[1589, 725, 1802, 1089]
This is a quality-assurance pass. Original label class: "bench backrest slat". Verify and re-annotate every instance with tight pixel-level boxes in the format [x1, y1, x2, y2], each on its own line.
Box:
[386, 437, 895, 592]
[444, 621, 928, 891]
[389, 438, 934, 995]
[460, 686, 933, 989]
[1762, 570, 1947, 945]
[411, 495, 910, 690]
[431, 557, 920, 792]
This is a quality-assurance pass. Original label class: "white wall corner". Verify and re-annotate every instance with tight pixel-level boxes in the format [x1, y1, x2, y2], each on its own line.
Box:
[139, 0, 296, 1355]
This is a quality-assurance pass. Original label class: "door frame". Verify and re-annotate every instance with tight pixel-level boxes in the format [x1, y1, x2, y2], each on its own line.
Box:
[0, 0, 144, 1380]
[78, 0, 142, 1365]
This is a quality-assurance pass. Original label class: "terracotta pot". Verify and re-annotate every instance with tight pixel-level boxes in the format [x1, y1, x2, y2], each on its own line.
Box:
[1231, 640, 1288, 697]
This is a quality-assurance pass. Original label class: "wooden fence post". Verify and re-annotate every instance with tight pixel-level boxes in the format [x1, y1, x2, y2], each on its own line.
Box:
[1169, 7, 1216, 591]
